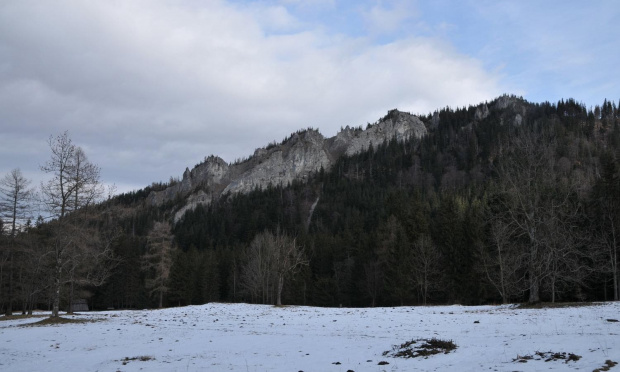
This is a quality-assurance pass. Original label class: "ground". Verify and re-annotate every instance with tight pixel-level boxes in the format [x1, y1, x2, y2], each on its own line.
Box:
[1, 302, 619, 371]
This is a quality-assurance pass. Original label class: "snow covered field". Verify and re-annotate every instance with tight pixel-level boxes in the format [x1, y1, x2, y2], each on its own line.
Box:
[1, 302, 619, 371]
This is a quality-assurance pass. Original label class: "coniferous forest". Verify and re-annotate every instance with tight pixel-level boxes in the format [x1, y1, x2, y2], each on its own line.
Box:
[1, 96, 619, 314]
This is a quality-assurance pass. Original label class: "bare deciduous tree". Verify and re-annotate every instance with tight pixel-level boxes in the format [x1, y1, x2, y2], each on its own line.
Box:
[493, 127, 593, 303]
[478, 219, 526, 304]
[0, 169, 33, 315]
[241, 230, 308, 306]
[71, 147, 104, 211]
[40, 132, 76, 220]
[495, 129, 564, 302]
[241, 232, 274, 304]
[592, 152, 620, 300]
[273, 232, 307, 306]
[411, 235, 442, 305]
[40, 131, 111, 317]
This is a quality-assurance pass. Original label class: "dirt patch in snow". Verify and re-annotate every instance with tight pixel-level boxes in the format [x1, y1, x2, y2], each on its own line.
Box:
[21, 316, 103, 327]
[383, 338, 457, 359]
[513, 351, 581, 363]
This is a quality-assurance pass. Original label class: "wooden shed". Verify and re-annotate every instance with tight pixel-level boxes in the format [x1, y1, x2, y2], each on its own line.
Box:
[70, 299, 89, 312]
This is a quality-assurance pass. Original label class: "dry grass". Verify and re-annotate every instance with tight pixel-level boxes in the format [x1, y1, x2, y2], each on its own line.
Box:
[0, 314, 46, 322]
[383, 338, 457, 359]
[513, 351, 581, 364]
[593, 360, 618, 372]
[121, 356, 154, 365]
[20, 316, 104, 327]
[516, 302, 600, 309]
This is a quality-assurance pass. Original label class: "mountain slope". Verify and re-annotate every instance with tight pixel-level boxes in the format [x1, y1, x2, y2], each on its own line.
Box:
[147, 109, 427, 221]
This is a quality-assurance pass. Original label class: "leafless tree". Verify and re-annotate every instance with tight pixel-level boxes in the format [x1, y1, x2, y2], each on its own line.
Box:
[40, 132, 76, 220]
[65, 209, 119, 313]
[65, 148, 106, 313]
[17, 229, 52, 315]
[540, 202, 592, 302]
[493, 127, 593, 303]
[241, 232, 274, 303]
[494, 129, 561, 302]
[39, 132, 76, 317]
[273, 232, 307, 306]
[598, 207, 619, 300]
[70, 147, 104, 210]
[142, 221, 175, 308]
[0, 169, 33, 315]
[478, 219, 526, 304]
[241, 230, 308, 306]
[592, 152, 620, 300]
[40, 131, 111, 317]
[410, 235, 442, 305]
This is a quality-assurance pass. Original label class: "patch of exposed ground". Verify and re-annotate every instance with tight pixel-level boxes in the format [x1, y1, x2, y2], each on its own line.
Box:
[120, 356, 154, 365]
[513, 351, 581, 364]
[593, 360, 618, 372]
[383, 338, 457, 359]
[517, 302, 600, 309]
[20, 316, 103, 327]
[0, 314, 46, 322]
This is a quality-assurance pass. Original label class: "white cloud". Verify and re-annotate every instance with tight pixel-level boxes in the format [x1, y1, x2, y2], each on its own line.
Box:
[0, 0, 502, 193]
[361, 0, 418, 36]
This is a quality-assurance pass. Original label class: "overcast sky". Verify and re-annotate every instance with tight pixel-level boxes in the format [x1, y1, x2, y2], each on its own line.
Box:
[1, 0, 618, 194]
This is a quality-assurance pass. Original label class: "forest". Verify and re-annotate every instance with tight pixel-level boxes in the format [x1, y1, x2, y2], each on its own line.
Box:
[1, 96, 619, 315]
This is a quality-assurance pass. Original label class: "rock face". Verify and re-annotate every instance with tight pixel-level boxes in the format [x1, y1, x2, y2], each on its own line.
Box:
[147, 109, 427, 221]
[475, 104, 490, 121]
[223, 129, 331, 195]
[329, 110, 427, 156]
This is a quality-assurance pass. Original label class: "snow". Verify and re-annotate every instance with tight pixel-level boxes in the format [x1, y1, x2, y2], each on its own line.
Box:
[1, 302, 619, 371]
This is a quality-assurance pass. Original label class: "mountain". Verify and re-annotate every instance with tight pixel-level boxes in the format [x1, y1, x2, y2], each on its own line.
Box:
[24, 94, 618, 311]
[146, 109, 427, 221]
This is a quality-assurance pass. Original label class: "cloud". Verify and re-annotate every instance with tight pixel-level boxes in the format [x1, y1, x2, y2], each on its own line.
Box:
[361, 0, 418, 36]
[0, 0, 502, 193]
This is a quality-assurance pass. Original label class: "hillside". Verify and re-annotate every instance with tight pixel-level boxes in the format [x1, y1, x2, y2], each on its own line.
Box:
[2, 95, 619, 312]
[91, 95, 619, 310]
[145, 109, 427, 222]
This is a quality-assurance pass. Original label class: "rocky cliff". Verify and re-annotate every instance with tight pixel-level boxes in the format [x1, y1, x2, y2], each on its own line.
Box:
[147, 109, 428, 221]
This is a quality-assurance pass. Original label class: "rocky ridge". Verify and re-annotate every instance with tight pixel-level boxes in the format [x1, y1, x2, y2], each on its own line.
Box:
[148, 109, 428, 221]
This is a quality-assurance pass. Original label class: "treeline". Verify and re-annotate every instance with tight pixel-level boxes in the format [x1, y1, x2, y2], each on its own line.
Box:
[99, 96, 620, 309]
[0, 132, 117, 316]
[1, 96, 619, 314]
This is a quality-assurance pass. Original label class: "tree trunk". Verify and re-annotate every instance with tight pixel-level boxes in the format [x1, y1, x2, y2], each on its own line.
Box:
[5, 251, 13, 316]
[27, 292, 34, 315]
[68, 268, 75, 314]
[612, 227, 618, 301]
[52, 254, 62, 318]
[276, 275, 284, 306]
[498, 246, 508, 304]
[528, 278, 540, 303]
[614, 268, 618, 301]
[528, 242, 540, 303]
[422, 272, 428, 306]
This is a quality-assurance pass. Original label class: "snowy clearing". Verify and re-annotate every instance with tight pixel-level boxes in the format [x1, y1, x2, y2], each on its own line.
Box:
[1, 302, 619, 371]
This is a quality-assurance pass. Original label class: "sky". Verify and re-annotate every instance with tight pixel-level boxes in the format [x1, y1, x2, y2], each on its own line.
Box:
[1, 0, 618, 194]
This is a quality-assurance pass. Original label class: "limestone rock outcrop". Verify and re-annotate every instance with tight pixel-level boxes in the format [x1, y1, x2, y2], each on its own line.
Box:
[147, 109, 428, 221]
